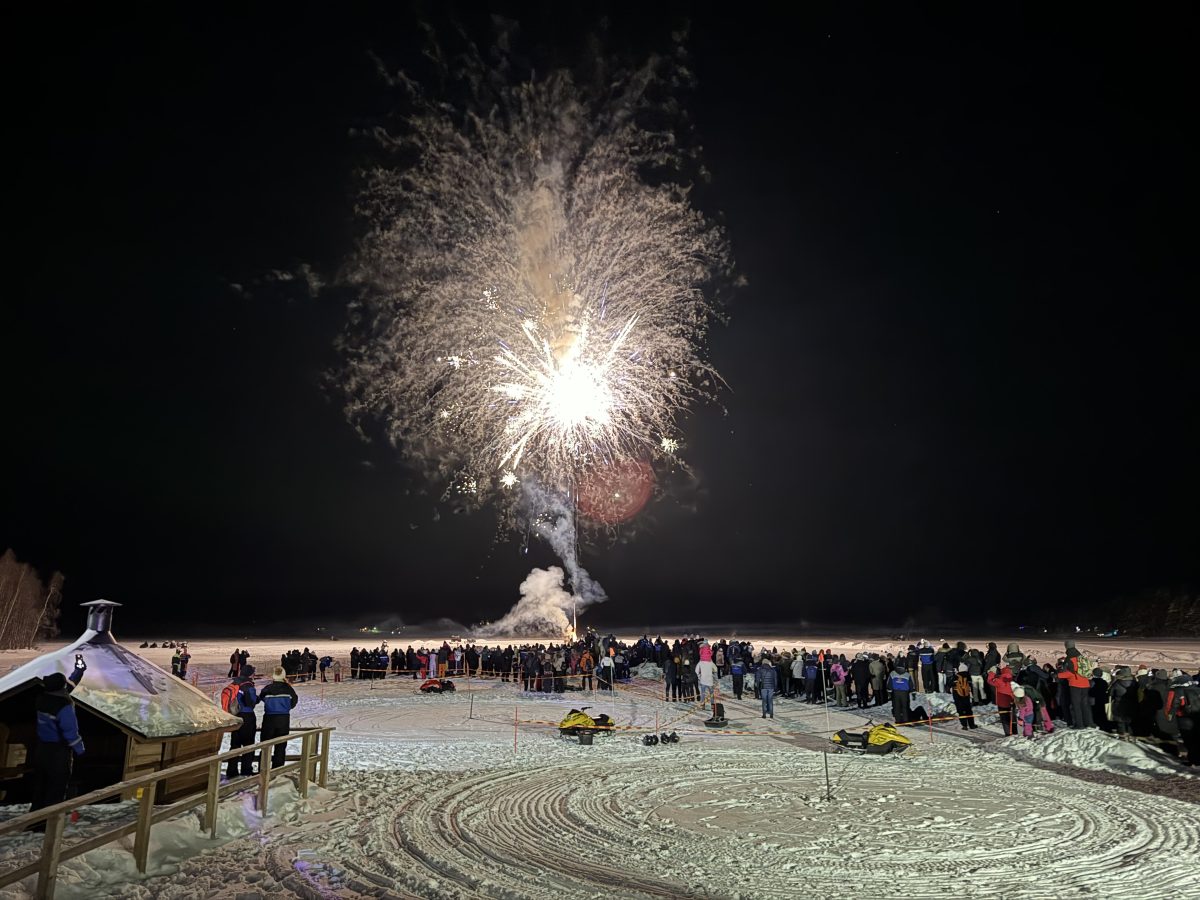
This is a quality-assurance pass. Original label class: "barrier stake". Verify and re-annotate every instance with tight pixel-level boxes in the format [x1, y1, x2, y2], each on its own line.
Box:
[824, 750, 832, 802]
[513, 706, 518, 753]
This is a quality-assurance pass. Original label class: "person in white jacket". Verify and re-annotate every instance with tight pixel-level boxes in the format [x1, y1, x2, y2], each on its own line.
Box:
[695, 658, 718, 710]
[791, 655, 804, 699]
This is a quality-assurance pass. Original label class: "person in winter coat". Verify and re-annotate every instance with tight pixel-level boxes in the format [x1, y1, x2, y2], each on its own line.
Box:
[171, 647, 182, 677]
[966, 651, 986, 702]
[1171, 675, 1200, 765]
[227, 665, 258, 779]
[228, 650, 241, 678]
[258, 666, 299, 769]
[917, 642, 936, 695]
[1057, 647, 1094, 728]
[664, 654, 680, 701]
[952, 664, 976, 729]
[868, 655, 888, 706]
[889, 662, 913, 724]
[1144, 670, 1180, 748]
[1003, 642, 1026, 674]
[1108, 667, 1137, 736]
[851, 655, 872, 709]
[988, 665, 1016, 735]
[758, 657, 779, 719]
[30, 662, 87, 824]
[730, 657, 745, 700]
[579, 649, 594, 692]
[696, 656, 718, 711]
[982, 643, 1000, 700]
[1090, 670, 1112, 732]
[831, 659, 848, 707]
[1010, 685, 1039, 738]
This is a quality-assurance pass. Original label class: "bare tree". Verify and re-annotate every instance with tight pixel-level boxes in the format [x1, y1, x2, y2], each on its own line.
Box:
[0, 548, 65, 650]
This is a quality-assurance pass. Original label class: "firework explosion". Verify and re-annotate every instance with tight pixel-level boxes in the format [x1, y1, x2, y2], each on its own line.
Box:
[339, 41, 732, 633]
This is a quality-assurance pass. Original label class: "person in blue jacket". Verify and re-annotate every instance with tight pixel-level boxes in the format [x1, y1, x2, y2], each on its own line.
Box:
[30, 659, 87, 825]
[227, 664, 258, 779]
[258, 666, 299, 769]
[918, 641, 937, 695]
[890, 661, 913, 724]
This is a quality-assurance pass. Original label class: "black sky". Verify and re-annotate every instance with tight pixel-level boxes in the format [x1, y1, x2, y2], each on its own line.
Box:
[5, 4, 1197, 635]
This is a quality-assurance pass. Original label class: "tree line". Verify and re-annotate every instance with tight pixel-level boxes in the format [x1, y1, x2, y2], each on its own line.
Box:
[0, 548, 63, 649]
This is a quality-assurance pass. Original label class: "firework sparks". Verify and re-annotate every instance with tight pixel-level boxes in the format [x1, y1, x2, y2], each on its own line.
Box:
[339, 48, 731, 521]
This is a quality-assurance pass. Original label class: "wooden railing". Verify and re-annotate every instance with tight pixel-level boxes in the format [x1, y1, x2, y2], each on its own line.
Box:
[0, 726, 335, 900]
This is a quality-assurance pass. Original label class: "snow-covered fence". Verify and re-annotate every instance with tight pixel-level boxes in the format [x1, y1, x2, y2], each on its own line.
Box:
[0, 725, 335, 899]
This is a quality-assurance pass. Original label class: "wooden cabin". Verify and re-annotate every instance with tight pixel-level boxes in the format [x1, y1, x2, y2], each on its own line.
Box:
[0, 600, 239, 804]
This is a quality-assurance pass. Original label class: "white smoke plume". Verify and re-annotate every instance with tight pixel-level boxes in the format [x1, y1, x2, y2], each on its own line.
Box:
[474, 566, 577, 638]
[523, 480, 607, 606]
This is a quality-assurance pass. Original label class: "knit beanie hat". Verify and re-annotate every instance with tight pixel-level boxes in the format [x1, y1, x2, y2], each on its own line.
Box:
[958, 663, 968, 673]
[273, 666, 287, 681]
[1011, 684, 1025, 698]
[42, 672, 67, 692]
[699, 645, 712, 662]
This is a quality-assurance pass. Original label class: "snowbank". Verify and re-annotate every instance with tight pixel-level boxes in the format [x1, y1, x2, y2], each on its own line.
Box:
[999, 729, 1195, 781]
[631, 661, 663, 680]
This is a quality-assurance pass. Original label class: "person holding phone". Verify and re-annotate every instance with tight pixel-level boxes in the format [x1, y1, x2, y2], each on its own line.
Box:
[29, 655, 87, 828]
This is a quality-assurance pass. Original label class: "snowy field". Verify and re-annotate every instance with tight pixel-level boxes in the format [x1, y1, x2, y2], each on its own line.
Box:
[3, 635, 1199, 899]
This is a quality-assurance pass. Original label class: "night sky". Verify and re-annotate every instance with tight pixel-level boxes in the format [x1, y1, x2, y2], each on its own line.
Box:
[5, 4, 1196, 636]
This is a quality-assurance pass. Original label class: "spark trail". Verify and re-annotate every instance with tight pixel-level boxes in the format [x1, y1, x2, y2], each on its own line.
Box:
[339, 37, 732, 633]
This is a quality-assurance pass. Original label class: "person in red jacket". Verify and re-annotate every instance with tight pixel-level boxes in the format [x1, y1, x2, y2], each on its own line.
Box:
[1058, 647, 1094, 728]
[987, 665, 1016, 735]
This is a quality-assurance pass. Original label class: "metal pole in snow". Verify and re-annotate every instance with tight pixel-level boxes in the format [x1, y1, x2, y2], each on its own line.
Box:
[513, 706, 518, 753]
[824, 750, 832, 802]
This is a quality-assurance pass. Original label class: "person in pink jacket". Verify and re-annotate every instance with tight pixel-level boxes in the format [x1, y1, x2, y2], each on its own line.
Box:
[830, 659, 848, 707]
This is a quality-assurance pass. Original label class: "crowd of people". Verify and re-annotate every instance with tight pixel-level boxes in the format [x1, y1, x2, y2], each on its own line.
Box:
[209, 632, 1200, 766]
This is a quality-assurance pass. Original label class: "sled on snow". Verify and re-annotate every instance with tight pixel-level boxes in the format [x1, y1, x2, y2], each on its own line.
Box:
[420, 678, 456, 693]
[830, 723, 912, 755]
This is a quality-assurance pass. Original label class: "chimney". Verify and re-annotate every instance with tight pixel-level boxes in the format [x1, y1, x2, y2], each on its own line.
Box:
[81, 599, 121, 643]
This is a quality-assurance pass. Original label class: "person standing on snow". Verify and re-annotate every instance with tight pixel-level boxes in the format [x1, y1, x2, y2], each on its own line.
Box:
[30, 660, 87, 825]
[696, 652, 718, 712]
[830, 657, 848, 707]
[258, 666, 299, 769]
[988, 664, 1016, 735]
[227, 665, 259, 779]
[889, 660, 913, 724]
[730, 654, 745, 700]
[917, 642, 936, 695]
[952, 664, 976, 729]
[758, 656, 779, 719]
[1057, 646, 1094, 729]
[177, 644, 191, 680]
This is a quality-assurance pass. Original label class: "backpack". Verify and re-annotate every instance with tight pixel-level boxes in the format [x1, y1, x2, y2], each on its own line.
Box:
[1076, 655, 1094, 679]
[220, 682, 240, 714]
[953, 675, 971, 698]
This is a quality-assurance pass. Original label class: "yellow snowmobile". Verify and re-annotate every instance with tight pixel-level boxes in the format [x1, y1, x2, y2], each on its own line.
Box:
[558, 707, 615, 736]
[831, 722, 913, 755]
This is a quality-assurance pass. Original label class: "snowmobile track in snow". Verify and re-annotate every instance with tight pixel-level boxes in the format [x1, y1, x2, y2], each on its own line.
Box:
[290, 744, 1200, 899]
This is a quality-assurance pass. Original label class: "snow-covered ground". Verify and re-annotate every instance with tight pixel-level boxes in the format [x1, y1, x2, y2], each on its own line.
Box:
[3, 636, 1199, 898]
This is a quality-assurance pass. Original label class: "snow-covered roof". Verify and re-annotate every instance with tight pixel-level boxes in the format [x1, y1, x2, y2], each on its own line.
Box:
[0, 600, 239, 739]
